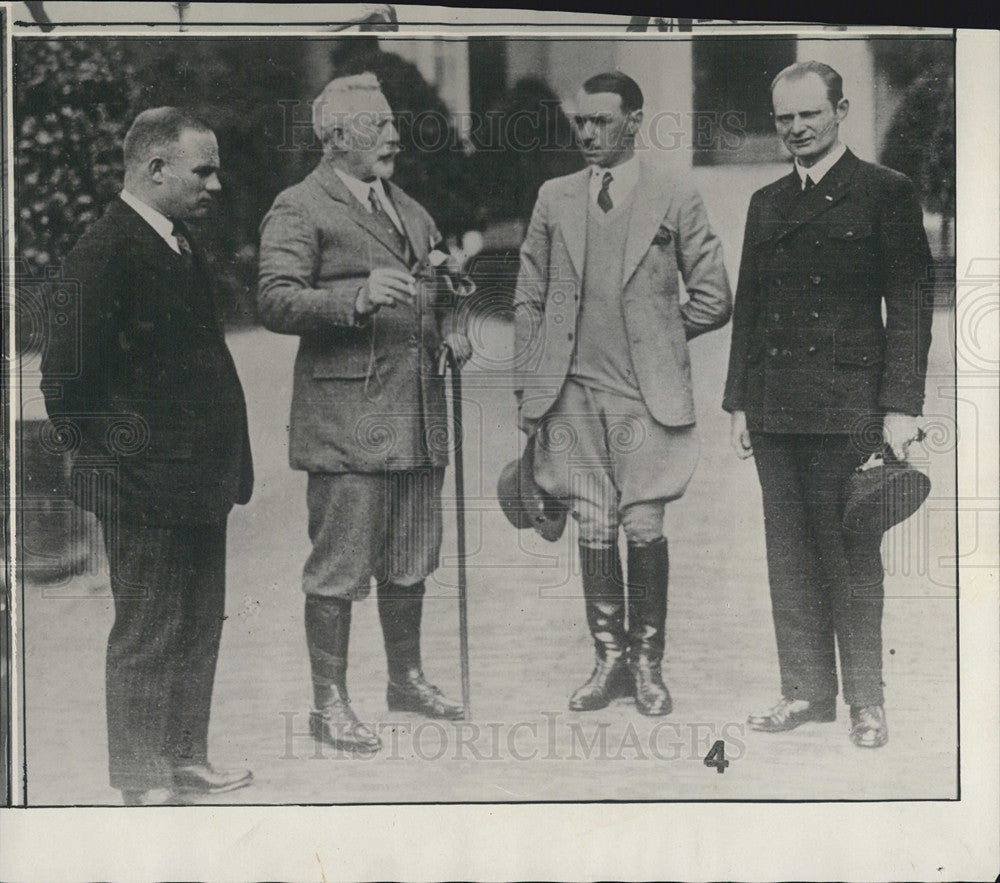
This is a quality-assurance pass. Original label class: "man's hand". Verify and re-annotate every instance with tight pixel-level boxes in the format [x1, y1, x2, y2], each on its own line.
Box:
[883, 411, 921, 461]
[439, 332, 472, 367]
[355, 267, 416, 314]
[730, 410, 753, 459]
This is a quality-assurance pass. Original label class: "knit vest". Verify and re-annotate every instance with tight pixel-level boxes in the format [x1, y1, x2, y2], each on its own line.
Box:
[570, 193, 641, 399]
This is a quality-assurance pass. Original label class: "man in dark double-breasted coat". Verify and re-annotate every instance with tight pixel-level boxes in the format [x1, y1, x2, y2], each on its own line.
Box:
[258, 73, 471, 755]
[723, 62, 933, 748]
[41, 108, 254, 804]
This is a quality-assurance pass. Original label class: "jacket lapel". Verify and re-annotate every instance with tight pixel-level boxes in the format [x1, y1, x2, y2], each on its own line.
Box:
[312, 162, 411, 261]
[622, 164, 668, 287]
[107, 198, 186, 270]
[553, 169, 589, 279]
[107, 199, 221, 335]
[773, 150, 860, 243]
[387, 181, 428, 263]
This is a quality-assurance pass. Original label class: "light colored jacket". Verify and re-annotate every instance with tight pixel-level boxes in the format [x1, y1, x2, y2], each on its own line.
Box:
[513, 161, 732, 427]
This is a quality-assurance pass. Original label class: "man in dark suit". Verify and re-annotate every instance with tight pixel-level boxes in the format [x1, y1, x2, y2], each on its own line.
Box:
[41, 108, 254, 804]
[257, 73, 470, 756]
[514, 72, 732, 716]
[723, 62, 933, 748]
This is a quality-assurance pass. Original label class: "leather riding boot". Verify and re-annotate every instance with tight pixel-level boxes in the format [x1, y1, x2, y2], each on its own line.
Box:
[304, 595, 381, 754]
[569, 543, 632, 711]
[627, 537, 672, 716]
[378, 581, 464, 720]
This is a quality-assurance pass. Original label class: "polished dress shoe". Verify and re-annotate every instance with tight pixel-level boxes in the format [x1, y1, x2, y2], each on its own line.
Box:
[569, 657, 634, 711]
[387, 668, 465, 720]
[121, 787, 185, 806]
[747, 697, 837, 732]
[173, 763, 253, 795]
[849, 704, 888, 748]
[310, 683, 382, 754]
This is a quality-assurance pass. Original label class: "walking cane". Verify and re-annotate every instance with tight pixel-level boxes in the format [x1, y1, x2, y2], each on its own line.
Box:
[439, 343, 472, 719]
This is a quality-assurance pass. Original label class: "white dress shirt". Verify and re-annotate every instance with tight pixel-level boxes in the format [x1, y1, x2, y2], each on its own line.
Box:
[120, 189, 182, 254]
[588, 154, 640, 208]
[334, 168, 405, 234]
[795, 140, 847, 189]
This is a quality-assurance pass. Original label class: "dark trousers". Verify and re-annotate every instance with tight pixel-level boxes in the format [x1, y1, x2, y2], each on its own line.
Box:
[751, 433, 885, 707]
[99, 517, 227, 791]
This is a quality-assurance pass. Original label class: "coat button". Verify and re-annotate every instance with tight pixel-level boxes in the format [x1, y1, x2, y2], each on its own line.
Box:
[568, 332, 574, 341]
[768, 347, 779, 357]
[772, 312, 781, 322]
[811, 275, 822, 285]
[845, 230, 855, 239]
[810, 310, 819, 319]
[814, 240, 822, 247]
[782, 349, 792, 357]
[808, 345, 817, 354]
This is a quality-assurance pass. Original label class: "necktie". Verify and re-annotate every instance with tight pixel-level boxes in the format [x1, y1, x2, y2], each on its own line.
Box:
[172, 222, 194, 258]
[597, 171, 614, 213]
[803, 174, 816, 192]
[369, 187, 399, 233]
[368, 186, 408, 254]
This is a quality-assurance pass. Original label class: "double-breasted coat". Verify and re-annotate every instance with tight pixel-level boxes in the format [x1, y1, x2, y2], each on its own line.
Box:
[723, 149, 933, 432]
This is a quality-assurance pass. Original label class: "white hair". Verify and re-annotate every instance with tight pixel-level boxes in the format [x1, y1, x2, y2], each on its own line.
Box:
[312, 72, 384, 145]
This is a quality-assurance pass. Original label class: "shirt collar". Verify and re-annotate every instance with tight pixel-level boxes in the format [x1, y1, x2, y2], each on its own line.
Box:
[334, 167, 388, 205]
[590, 154, 640, 194]
[795, 141, 847, 189]
[120, 189, 179, 252]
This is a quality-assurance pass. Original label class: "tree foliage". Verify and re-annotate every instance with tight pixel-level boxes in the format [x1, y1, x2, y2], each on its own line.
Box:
[879, 65, 955, 219]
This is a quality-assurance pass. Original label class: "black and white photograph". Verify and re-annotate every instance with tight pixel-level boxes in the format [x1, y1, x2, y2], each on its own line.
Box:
[2, 3, 997, 881]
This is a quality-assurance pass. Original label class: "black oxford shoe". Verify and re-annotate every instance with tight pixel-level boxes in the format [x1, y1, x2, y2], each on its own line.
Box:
[173, 763, 253, 795]
[121, 787, 186, 806]
[747, 697, 837, 732]
[387, 668, 465, 720]
[849, 704, 888, 748]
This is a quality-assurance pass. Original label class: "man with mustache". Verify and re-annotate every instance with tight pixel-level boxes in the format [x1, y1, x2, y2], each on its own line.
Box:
[514, 71, 732, 715]
[258, 73, 471, 755]
[41, 107, 255, 804]
[723, 61, 933, 748]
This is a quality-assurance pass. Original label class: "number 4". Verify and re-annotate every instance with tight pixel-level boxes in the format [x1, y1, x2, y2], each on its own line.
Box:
[703, 740, 729, 774]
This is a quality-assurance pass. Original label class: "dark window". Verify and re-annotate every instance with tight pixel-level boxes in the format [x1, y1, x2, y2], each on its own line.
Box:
[692, 37, 797, 165]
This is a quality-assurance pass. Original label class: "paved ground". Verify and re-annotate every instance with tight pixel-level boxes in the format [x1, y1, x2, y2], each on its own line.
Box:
[20, 306, 958, 805]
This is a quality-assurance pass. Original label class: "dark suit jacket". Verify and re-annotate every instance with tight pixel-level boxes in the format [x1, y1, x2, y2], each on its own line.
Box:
[257, 163, 462, 473]
[40, 198, 253, 525]
[723, 149, 933, 434]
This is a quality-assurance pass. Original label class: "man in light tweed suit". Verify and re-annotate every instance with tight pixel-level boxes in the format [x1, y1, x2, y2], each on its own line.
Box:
[258, 73, 471, 754]
[514, 72, 732, 716]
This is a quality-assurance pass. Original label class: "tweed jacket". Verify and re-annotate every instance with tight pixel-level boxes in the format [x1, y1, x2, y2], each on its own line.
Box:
[257, 162, 459, 473]
[40, 198, 254, 525]
[513, 160, 732, 427]
[722, 149, 933, 434]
